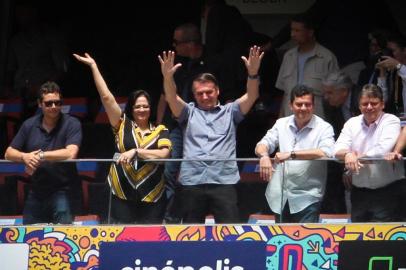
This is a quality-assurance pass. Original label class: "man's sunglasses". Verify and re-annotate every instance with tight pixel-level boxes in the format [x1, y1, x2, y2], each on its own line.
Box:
[43, 100, 62, 107]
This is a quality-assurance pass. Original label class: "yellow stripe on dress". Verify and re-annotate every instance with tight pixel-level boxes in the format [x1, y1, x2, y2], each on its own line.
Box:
[125, 163, 157, 185]
[117, 117, 127, 153]
[108, 165, 126, 200]
[142, 178, 165, 202]
[138, 125, 166, 148]
[158, 138, 172, 150]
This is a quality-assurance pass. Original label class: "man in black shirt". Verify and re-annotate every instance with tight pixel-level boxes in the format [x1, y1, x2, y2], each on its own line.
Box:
[5, 81, 82, 224]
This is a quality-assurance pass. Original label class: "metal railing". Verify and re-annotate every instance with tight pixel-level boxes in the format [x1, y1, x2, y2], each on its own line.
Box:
[0, 157, 405, 225]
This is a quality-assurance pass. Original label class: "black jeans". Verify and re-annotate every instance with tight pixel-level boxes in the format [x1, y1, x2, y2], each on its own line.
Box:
[351, 180, 402, 222]
[180, 184, 239, 224]
[110, 194, 166, 224]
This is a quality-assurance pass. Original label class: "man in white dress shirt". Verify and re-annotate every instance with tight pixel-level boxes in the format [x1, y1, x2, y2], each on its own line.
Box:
[255, 85, 335, 223]
[334, 84, 404, 222]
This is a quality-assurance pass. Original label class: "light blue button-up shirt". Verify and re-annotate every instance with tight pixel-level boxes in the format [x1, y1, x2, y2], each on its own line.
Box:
[257, 115, 335, 214]
[177, 101, 244, 185]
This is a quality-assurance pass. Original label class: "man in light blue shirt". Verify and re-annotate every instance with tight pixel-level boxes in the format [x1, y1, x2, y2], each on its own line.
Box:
[159, 46, 264, 223]
[255, 85, 335, 223]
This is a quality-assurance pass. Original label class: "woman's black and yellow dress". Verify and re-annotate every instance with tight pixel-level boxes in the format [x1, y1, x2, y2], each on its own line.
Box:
[107, 115, 172, 223]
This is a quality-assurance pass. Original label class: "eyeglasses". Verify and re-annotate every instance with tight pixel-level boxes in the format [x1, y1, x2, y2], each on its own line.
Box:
[360, 101, 381, 108]
[43, 100, 62, 107]
[133, 105, 150, 110]
[172, 39, 191, 46]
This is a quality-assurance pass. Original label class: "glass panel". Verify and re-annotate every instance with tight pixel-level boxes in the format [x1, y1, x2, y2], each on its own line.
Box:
[0, 158, 404, 225]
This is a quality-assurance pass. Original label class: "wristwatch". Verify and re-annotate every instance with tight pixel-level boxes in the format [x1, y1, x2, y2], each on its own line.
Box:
[396, 63, 403, 70]
[290, 150, 296, 159]
[39, 150, 45, 160]
[259, 153, 269, 158]
[248, 74, 259, 80]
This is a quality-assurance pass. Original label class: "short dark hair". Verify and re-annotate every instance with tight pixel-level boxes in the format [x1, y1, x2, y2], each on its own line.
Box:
[38, 81, 62, 101]
[290, 85, 315, 103]
[387, 33, 406, 49]
[359, 84, 384, 102]
[192, 73, 219, 91]
[370, 29, 391, 50]
[124, 90, 151, 120]
[291, 13, 316, 31]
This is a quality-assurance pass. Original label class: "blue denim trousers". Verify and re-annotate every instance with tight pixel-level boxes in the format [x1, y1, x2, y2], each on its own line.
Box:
[164, 126, 183, 198]
[163, 127, 183, 223]
[23, 190, 72, 224]
[276, 201, 321, 223]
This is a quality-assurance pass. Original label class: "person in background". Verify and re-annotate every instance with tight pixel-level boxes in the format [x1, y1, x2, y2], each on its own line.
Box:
[268, 0, 400, 85]
[4, 81, 81, 224]
[376, 34, 406, 114]
[74, 53, 171, 224]
[201, 0, 254, 102]
[156, 23, 209, 223]
[357, 29, 391, 88]
[322, 71, 360, 214]
[4, 2, 69, 118]
[275, 13, 339, 119]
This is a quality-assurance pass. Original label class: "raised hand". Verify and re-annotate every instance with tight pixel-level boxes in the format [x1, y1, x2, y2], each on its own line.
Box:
[73, 53, 96, 67]
[241, 45, 264, 76]
[375, 56, 400, 70]
[158, 51, 182, 78]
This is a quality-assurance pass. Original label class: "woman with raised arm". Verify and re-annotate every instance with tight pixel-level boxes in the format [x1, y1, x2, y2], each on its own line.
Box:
[74, 53, 171, 224]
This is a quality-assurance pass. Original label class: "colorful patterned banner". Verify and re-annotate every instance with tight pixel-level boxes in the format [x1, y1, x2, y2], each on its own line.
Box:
[0, 224, 405, 269]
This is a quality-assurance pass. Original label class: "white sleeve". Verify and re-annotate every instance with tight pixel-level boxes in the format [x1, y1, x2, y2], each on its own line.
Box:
[256, 123, 280, 154]
[318, 124, 335, 158]
[334, 120, 353, 155]
[365, 116, 400, 157]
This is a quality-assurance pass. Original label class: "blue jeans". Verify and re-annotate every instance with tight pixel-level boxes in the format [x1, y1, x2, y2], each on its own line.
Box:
[276, 201, 321, 223]
[164, 127, 183, 197]
[163, 127, 183, 223]
[23, 190, 72, 224]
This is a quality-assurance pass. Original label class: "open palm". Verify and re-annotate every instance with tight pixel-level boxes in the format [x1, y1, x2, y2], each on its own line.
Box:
[158, 51, 182, 77]
[73, 53, 96, 67]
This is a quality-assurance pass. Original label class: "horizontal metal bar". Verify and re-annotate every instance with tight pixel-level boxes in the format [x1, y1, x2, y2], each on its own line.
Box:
[0, 157, 403, 163]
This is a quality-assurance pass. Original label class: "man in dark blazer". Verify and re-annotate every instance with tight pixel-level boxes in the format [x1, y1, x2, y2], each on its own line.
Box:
[321, 71, 360, 214]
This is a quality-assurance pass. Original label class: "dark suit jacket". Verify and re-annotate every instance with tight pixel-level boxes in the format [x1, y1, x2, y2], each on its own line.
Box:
[324, 86, 360, 139]
[204, 3, 254, 101]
